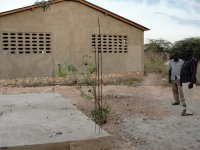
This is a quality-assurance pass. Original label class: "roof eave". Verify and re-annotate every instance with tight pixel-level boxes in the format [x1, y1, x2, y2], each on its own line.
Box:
[79, 0, 150, 31]
[0, 0, 150, 31]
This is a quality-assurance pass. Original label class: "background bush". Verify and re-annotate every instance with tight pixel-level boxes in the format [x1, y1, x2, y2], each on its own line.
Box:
[144, 37, 200, 85]
[145, 37, 200, 60]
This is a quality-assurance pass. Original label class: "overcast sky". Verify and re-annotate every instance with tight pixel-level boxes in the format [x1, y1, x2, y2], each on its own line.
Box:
[0, 0, 200, 43]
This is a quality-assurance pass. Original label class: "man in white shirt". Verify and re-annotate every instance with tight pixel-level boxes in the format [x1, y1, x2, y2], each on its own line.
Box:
[169, 52, 186, 106]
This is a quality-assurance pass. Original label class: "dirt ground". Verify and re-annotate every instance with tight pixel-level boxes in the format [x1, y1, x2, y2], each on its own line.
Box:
[1, 73, 200, 150]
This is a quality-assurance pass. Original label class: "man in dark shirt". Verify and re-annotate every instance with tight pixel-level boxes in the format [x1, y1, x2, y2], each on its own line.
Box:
[180, 47, 198, 116]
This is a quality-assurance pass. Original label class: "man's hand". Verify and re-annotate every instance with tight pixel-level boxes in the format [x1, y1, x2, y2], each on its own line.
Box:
[189, 82, 193, 89]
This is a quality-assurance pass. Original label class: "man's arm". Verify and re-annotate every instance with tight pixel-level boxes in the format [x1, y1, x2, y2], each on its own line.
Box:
[189, 59, 197, 89]
[180, 60, 184, 86]
[169, 69, 172, 83]
[168, 61, 172, 83]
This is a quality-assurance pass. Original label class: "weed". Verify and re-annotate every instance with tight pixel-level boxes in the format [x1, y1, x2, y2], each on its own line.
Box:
[91, 102, 111, 124]
[57, 64, 67, 77]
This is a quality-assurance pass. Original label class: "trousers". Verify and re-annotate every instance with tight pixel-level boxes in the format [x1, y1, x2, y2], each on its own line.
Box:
[182, 82, 196, 113]
[172, 80, 185, 105]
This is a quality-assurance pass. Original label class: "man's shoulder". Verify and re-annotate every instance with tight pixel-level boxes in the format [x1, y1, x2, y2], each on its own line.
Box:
[188, 57, 197, 63]
[191, 57, 197, 61]
[179, 59, 184, 63]
[170, 59, 175, 63]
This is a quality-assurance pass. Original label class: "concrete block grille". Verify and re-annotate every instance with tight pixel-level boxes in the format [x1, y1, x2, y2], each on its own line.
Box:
[1, 32, 51, 54]
[92, 34, 128, 53]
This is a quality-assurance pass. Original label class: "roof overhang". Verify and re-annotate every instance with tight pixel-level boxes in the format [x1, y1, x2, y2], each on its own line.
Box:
[0, 0, 150, 31]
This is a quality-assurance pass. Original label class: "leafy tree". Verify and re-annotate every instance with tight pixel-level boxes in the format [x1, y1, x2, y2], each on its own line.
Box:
[34, 0, 51, 11]
[145, 37, 200, 61]
[145, 38, 172, 53]
[171, 37, 200, 60]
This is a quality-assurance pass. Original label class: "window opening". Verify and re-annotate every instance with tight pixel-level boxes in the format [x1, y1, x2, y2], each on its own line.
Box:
[1, 32, 51, 54]
[92, 34, 128, 53]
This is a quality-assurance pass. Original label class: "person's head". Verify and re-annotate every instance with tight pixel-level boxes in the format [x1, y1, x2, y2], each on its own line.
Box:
[173, 51, 179, 61]
[185, 46, 194, 58]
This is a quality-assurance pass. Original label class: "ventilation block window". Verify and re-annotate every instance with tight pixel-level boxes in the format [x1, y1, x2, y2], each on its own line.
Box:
[92, 34, 128, 53]
[1, 32, 52, 54]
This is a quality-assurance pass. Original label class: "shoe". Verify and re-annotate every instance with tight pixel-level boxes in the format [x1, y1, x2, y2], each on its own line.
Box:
[172, 102, 180, 105]
[181, 109, 193, 116]
[182, 103, 187, 107]
[181, 112, 193, 116]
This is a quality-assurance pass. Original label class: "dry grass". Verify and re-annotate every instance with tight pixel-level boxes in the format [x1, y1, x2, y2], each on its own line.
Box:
[144, 52, 168, 77]
[102, 72, 143, 86]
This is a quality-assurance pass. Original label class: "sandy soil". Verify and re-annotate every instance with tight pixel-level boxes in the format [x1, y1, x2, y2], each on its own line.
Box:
[1, 73, 200, 150]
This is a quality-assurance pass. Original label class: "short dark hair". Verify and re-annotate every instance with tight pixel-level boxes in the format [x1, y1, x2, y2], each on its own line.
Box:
[186, 46, 194, 55]
[186, 46, 193, 51]
[174, 51, 179, 56]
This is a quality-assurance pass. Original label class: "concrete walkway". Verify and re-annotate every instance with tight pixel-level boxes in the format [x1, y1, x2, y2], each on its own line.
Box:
[0, 93, 112, 150]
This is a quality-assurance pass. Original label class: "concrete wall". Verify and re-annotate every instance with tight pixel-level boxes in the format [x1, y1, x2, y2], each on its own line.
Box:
[0, 1, 144, 79]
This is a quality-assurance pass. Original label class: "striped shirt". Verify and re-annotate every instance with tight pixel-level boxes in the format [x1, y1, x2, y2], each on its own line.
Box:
[180, 57, 197, 83]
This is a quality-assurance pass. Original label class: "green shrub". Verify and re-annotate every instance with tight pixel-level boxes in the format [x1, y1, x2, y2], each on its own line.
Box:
[91, 103, 111, 124]
[57, 64, 67, 77]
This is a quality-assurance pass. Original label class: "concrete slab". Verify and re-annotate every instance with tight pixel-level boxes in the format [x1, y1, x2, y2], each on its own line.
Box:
[0, 93, 112, 150]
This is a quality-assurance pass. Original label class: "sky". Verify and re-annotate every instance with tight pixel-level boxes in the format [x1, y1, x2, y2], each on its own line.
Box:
[0, 0, 200, 43]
